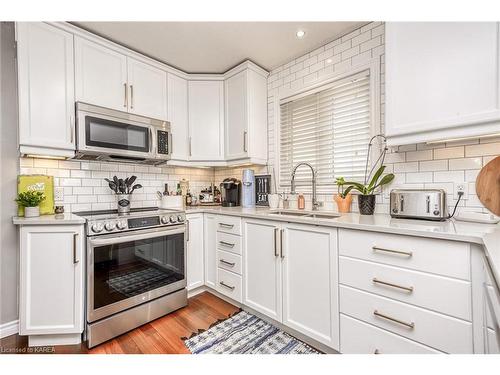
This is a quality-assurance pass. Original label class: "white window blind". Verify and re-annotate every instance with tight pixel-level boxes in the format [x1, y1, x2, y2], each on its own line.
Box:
[279, 70, 371, 188]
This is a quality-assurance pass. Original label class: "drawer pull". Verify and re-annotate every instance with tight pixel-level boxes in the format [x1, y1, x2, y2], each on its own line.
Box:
[219, 259, 235, 267]
[372, 278, 414, 293]
[219, 281, 235, 290]
[372, 246, 413, 257]
[373, 310, 415, 329]
[219, 223, 234, 229]
[219, 241, 235, 248]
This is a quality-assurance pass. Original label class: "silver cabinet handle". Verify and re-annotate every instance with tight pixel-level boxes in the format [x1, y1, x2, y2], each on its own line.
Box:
[219, 241, 235, 248]
[280, 229, 284, 258]
[73, 233, 79, 264]
[130, 84, 134, 109]
[186, 220, 190, 242]
[123, 83, 128, 108]
[219, 223, 234, 228]
[372, 278, 414, 293]
[69, 116, 74, 144]
[149, 128, 153, 153]
[189, 137, 192, 157]
[274, 227, 279, 257]
[219, 281, 235, 290]
[169, 132, 173, 156]
[372, 246, 413, 257]
[219, 259, 235, 267]
[373, 310, 415, 329]
[243, 131, 247, 152]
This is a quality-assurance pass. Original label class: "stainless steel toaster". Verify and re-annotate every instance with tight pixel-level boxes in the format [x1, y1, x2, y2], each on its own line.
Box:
[390, 189, 448, 221]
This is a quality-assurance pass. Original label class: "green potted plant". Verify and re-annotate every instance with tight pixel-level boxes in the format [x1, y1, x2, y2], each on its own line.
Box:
[334, 177, 354, 213]
[16, 190, 46, 218]
[340, 166, 395, 215]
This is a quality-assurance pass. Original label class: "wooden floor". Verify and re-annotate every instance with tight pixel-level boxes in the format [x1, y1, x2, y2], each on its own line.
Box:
[0, 292, 240, 354]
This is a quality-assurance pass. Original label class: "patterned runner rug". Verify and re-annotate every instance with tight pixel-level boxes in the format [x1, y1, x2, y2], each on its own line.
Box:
[183, 310, 321, 354]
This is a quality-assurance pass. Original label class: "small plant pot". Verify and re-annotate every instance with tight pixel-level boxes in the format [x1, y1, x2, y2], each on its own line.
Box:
[117, 194, 131, 214]
[334, 194, 353, 213]
[358, 194, 376, 215]
[24, 206, 40, 218]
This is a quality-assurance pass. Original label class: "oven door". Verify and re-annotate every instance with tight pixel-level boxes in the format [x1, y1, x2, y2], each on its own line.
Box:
[87, 226, 186, 323]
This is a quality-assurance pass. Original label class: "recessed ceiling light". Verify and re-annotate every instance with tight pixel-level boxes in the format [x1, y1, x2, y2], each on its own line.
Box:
[296, 30, 306, 39]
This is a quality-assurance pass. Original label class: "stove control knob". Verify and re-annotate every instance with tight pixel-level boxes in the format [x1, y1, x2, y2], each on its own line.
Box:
[91, 223, 104, 233]
[160, 216, 169, 224]
[169, 215, 177, 223]
[177, 215, 184, 223]
[116, 220, 127, 230]
[105, 222, 116, 231]
[433, 210, 440, 216]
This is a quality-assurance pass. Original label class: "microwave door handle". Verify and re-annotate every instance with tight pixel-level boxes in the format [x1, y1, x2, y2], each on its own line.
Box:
[149, 128, 153, 153]
[89, 227, 185, 246]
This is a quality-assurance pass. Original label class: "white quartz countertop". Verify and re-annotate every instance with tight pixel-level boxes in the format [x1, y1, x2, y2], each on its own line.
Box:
[12, 213, 86, 225]
[186, 206, 500, 288]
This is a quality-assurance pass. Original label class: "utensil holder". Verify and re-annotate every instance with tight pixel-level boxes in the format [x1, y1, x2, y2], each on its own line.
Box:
[117, 194, 131, 213]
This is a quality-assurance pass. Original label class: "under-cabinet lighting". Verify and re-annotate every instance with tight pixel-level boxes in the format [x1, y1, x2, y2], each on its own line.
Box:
[426, 133, 500, 145]
[24, 154, 68, 160]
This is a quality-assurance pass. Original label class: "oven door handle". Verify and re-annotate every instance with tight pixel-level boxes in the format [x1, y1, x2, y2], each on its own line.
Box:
[89, 226, 186, 246]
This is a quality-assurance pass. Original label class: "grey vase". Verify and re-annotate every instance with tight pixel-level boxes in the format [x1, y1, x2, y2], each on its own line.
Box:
[358, 194, 376, 215]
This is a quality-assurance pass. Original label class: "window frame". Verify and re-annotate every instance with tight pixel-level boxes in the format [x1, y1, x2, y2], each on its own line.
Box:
[273, 61, 381, 194]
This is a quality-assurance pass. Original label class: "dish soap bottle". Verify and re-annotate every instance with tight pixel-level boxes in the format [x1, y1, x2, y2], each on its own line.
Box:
[298, 193, 305, 210]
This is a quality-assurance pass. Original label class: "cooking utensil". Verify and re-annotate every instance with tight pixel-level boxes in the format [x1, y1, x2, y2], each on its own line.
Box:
[476, 156, 500, 216]
[157, 191, 163, 199]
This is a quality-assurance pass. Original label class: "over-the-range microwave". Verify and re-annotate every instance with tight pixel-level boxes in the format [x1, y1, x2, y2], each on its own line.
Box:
[74, 102, 171, 165]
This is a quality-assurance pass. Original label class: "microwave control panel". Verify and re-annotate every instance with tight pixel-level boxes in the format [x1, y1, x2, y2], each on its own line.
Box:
[157, 130, 169, 155]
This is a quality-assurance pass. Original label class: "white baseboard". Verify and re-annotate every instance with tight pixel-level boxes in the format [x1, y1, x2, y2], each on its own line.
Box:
[0, 320, 19, 339]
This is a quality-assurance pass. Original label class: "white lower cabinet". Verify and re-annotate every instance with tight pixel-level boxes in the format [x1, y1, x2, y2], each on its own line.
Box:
[242, 219, 339, 350]
[340, 314, 441, 354]
[19, 224, 84, 344]
[203, 214, 217, 289]
[186, 214, 204, 290]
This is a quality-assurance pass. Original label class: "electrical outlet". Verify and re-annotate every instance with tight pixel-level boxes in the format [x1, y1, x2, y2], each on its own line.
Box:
[454, 183, 468, 200]
[54, 187, 64, 202]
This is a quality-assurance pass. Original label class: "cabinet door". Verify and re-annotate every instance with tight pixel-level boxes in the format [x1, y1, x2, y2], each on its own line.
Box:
[186, 214, 204, 290]
[204, 214, 217, 288]
[225, 71, 248, 160]
[243, 219, 282, 322]
[168, 73, 189, 160]
[19, 225, 84, 335]
[386, 22, 500, 144]
[74, 36, 128, 111]
[281, 223, 339, 349]
[17, 22, 75, 153]
[188, 81, 224, 160]
[127, 58, 168, 120]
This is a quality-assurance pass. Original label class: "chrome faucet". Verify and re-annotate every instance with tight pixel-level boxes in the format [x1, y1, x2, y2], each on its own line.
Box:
[290, 162, 322, 211]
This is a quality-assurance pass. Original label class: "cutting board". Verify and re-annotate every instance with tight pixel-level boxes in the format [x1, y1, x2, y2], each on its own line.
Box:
[476, 156, 500, 216]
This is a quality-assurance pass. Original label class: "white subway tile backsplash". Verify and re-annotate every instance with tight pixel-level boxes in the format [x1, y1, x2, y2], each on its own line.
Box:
[433, 171, 464, 183]
[433, 146, 465, 159]
[406, 150, 433, 162]
[465, 142, 500, 157]
[448, 157, 483, 170]
[393, 162, 419, 173]
[419, 160, 448, 172]
[406, 172, 433, 183]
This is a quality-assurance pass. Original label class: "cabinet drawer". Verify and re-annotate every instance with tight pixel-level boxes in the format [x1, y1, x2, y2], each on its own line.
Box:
[216, 216, 242, 236]
[340, 314, 441, 354]
[217, 249, 242, 275]
[339, 256, 471, 320]
[216, 268, 242, 303]
[216, 232, 242, 255]
[340, 285, 473, 353]
[339, 229, 470, 280]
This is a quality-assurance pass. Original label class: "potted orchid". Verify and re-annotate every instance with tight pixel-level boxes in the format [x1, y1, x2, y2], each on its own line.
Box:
[334, 177, 353, 213]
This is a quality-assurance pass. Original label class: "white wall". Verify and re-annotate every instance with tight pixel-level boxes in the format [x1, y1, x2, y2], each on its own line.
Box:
[0, 22, 20, 326]
[266, 22, 500, 214]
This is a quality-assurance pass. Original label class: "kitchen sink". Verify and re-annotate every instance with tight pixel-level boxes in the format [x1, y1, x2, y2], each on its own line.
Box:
[268, 210, 340, 219]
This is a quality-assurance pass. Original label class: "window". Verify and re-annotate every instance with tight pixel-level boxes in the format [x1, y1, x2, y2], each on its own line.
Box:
[279, 70, 372, 189]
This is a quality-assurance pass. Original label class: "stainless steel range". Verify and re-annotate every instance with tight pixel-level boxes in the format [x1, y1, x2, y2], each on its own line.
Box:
[74, 207, 188, 348]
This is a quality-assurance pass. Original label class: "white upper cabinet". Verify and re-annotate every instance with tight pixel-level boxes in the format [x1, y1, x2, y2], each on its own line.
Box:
[74, 37, 128, 112]
[167, 73, 189, 160]
[17, 22, 76, 157]
[385, 22, 500, 145]
[225, 67, 268, 162]
[75, 37, 168, 120]
[188, 80, 224, 160]
[127, 58, 168, 120]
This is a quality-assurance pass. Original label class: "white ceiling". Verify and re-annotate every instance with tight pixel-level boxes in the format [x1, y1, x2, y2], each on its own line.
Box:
[72, 22, 366, 73]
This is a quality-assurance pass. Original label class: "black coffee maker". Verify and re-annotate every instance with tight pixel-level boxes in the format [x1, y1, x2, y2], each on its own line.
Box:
[220, 178, 241, 207]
